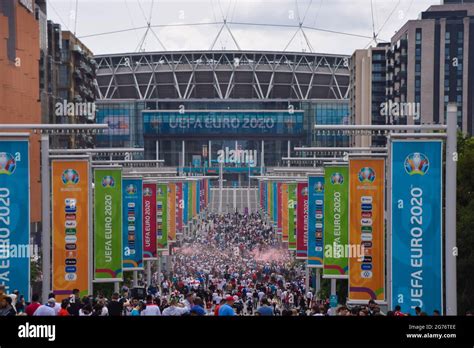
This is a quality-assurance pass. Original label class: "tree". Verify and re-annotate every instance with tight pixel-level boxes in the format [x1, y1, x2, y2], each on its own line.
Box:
[457, 133, 474, 314]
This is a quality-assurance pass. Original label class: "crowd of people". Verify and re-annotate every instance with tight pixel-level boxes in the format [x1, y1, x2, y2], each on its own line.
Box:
[0, 212, 467, 316]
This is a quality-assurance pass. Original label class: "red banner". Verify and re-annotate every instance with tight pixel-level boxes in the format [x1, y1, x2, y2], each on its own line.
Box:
[142, 182, 157, 259]
[176, 182, 183, 234]
[296, 182, 308, 259]
[277, 182, 282, 234]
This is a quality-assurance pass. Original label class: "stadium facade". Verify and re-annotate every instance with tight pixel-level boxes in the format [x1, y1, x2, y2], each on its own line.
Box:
[94, 50, 350, 183]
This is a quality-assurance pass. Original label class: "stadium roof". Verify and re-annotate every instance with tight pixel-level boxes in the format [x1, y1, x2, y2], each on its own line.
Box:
[95, 50, 350, 100]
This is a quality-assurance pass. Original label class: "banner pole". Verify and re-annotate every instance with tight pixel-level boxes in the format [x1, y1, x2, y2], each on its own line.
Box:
[157, 253, 162, 294]
[315, 268, 321, 298]
[330, 279, 336, 299]
[305, 265, 310, 295]
[146, 260, 151, 289]
[114, 281, 120, 293]
[88, 155, 93, 297]
[133, 271, 138, 287]
[445, 103, 458, 315]
[41, 135, 51, 303]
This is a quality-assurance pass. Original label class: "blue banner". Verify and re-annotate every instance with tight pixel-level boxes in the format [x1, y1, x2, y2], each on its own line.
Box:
[308, 175, 324, 268]
[122, 178, 144, 270]
[272, 182, 278, 226]
[0, 140, 30, 300]
[391, 140, 443, 315]
[183, 182, 189, 225]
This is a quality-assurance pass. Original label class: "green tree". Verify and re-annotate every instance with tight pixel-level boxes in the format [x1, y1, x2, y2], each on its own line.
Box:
[457, 133, 474, 314]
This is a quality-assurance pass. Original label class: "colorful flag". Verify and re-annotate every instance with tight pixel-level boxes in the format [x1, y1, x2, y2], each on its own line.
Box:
[323, 166, 349, 279]
[94, 168, 122, 281]
[391, 140, 443, 314]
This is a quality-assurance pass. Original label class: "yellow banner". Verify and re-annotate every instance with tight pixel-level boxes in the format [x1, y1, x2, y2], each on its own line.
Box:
[349, 158, 385, 302]
[168, 183, 176, 242]
[281, 183, 289, 242]
[52, 160, 90, 300]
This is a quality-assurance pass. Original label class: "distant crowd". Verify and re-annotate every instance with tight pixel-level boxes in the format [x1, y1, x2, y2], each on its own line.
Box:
[0, 212, 471, 317]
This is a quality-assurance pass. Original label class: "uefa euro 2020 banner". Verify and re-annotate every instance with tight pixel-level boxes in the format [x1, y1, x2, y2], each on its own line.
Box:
[307, 176, 324, 268]
[268, 181, 273, 222]
[142, 182, 157, 260]
[187, 181, 193, 222]
[176, 181, 183, 234]
[156, 183, 168, 251]
[391, 140, 443, 315]
[263, 181, 267, 212]
[281, 183, 289, 243]
[323, 166, 349, 279]
[52, 160, 90, 299]
[277, 182, 282, 234]
[349, 159, 385, 302]
[196, 180, 201, 215]
[183, 181, 189, 226]
[287, 183, 297, 251]
[272, 182, 278, 229]
[0, 140, 30, 300]
[168, 183, 177, 242]
[296, 182, 308, 259]
[122, 178, 143, 271]
[189, 180, 197, 220]
[94, 168, 123, 281]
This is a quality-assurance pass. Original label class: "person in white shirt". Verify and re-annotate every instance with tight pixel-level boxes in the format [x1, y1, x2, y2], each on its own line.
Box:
[258, 290, 265, 302]
[141, 295, 162, 316]
[162, 298, 189, 316]
[33, 298, 56, 316]
[47, 293, 61, 315]
[183, 293, 194, 310]
[306, 291, 313, 308]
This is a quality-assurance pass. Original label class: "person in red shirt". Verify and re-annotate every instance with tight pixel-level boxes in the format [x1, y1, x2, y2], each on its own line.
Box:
[394, 305, 407, 316]
[25, 294, 41, 316]
[58, 299, 70, 316]
[214, 298, 225, 316]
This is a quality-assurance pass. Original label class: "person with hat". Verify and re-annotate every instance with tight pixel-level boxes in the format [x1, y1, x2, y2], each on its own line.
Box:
[218, 295, 236, 316]
[33, 298, 56, 316]
[48, 293, 61, 315]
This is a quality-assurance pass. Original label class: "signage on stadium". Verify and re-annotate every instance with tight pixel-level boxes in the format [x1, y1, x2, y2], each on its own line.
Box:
[168, 117, 275, 129]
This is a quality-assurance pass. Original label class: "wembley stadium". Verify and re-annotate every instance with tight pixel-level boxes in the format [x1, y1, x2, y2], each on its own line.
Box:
[94, 50, 351, 183]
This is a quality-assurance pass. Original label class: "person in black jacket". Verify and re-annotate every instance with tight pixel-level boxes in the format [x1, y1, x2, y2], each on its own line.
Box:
[67, 289, 83, 316]
[107, 292, 123, 316]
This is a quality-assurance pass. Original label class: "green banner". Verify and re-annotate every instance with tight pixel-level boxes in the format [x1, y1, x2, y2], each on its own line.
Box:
[157, 183, 168, 251]
[94, 168, 123, 281]
[323, 166, 349, 279]
[288, 183, 296, 251]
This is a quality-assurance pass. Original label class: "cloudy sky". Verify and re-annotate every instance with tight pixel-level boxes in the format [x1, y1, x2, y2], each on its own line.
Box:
[46, 0, 442, 55]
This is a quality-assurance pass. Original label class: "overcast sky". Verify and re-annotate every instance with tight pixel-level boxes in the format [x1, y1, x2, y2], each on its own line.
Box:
[46, 0, 442, 55]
